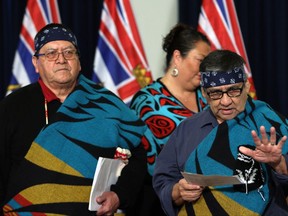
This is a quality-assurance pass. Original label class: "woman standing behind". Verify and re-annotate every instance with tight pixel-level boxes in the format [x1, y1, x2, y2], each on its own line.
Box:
[129, 23, 211, 215]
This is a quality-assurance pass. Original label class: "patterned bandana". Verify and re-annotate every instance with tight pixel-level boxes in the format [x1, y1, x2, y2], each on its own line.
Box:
[34, 25, 78, 54]
[200, 66, 246, 88]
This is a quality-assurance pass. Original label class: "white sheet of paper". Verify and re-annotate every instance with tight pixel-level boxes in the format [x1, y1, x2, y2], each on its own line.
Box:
[181, 172, 244, 187]
[89, 157, 126, 211]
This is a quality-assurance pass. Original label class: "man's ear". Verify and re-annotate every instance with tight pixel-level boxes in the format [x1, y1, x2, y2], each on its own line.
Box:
[201, 87, 208, 100]
[244, 80, 251, 94]
[32, 56, 39, 73]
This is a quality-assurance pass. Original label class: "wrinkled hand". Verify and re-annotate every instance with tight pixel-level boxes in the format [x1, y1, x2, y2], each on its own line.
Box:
[239, 126, 287, 174]
[96, 191, 119, 216]
[178, 178, 204, 202]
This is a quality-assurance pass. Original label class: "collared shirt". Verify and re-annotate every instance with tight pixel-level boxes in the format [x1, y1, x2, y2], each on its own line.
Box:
[38, 79, 59, 102]
[1, 75, 147, 215]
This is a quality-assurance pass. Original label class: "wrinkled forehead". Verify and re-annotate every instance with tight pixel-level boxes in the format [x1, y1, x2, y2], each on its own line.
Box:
[40, 40, 76, 51]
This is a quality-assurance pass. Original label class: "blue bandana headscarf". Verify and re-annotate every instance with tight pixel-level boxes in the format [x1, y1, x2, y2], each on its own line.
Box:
[34, 23, 78, 54]
[200, 66, 246, 88]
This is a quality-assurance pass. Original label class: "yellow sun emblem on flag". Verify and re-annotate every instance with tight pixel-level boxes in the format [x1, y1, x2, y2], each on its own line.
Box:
[133, 64, 151, 88]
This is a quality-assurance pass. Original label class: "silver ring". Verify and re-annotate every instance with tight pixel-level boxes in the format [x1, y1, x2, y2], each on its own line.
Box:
[270, 142, 275, 146]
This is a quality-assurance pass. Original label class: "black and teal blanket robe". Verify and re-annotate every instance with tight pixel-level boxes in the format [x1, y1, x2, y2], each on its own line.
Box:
[3, 75, 147, 215]
[182, 96, 288, 216]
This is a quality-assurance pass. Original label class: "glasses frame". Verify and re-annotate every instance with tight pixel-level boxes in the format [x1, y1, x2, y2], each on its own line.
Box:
[34, 49, 78, 61]
[205, 83, 245, 100]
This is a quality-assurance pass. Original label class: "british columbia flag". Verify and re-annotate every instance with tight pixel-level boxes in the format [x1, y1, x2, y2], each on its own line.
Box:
[198, 0, 257, 99]
[7, 0, 61, 95]
[93, 0, 153, 104]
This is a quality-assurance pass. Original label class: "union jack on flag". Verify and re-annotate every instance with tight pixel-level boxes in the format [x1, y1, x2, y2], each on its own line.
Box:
[7, 0, 61, 95]
[198, 0, 257, 99]
[93, 0, 153, 104]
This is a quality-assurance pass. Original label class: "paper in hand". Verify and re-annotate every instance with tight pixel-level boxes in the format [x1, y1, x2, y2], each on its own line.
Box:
[88, 157, 126, 211]
[181, 171, 244, 187]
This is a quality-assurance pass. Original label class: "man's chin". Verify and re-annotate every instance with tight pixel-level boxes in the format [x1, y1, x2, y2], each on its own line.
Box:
[219, 110, 238, 120]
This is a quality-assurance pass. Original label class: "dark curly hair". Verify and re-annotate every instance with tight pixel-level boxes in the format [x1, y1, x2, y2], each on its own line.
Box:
[162, 23, 210, 70]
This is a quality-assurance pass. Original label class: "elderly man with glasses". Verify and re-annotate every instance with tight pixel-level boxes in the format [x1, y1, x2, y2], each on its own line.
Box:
[0, 23, 147, 216]
[153, 49, 288, 216]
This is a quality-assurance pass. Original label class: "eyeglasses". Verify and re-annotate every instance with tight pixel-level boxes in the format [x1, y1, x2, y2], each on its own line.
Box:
[206, 83, 245, 100]
[35, 49, 78, 61]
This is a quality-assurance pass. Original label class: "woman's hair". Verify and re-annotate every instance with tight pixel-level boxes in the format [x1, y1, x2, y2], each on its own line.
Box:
[200, 49, 246, 72]
[162, 23, 210, 70]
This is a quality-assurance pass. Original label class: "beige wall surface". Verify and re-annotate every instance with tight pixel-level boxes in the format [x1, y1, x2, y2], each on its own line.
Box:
[130, 0, 178, 80]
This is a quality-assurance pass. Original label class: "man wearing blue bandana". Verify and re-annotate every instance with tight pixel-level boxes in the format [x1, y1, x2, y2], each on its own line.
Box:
[153, 50, 288, 216]
[0, 23, 147, 215]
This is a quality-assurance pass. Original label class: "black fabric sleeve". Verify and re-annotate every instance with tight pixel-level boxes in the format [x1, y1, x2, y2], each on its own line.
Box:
[0, 99, 9, 213]
[110, 143, 147, 209]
